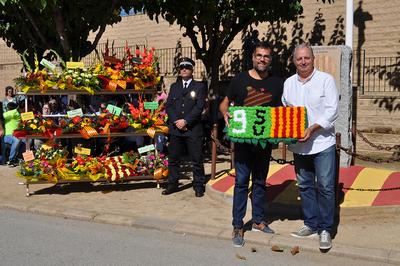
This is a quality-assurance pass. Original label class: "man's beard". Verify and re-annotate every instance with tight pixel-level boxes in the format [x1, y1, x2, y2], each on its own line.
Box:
[254, 64, 268, 74]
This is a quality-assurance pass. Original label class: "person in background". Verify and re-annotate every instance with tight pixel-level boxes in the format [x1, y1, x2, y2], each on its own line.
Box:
[3, 102, 24, 167]
[0, 102, 4, 164]
[162, 57, 207, 197]
[42, 103, 51, 116]
[155, 87, 168, 153]
[282, 43, 339, 251]
[219, 42, 283, 247]
[33, 103, 51, 150]
[3, 86, 17, 113]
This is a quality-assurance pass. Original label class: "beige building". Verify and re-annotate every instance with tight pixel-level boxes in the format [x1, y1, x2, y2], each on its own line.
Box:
[1, 0, 399, 87]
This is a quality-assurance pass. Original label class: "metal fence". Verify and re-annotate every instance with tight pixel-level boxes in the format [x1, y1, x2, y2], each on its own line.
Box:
[353, 51, 400, 95]
[2, 43, 400, 95]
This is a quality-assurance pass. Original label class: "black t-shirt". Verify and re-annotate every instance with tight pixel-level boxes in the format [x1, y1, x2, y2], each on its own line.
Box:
[226, 71, 283, 107]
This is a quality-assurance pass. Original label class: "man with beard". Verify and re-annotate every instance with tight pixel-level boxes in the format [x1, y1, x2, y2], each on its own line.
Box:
[219, 42, 283, 247]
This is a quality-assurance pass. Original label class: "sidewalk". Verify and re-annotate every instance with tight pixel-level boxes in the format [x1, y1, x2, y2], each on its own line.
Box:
[0, 157, 399, 265]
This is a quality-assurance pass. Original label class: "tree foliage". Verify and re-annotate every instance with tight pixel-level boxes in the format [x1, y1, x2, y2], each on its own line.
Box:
[0, 0, 135, 65]
[137, 0, 332, 96]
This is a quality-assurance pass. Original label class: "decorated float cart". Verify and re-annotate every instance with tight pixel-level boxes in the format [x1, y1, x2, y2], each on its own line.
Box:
[14, 44, 169, 196]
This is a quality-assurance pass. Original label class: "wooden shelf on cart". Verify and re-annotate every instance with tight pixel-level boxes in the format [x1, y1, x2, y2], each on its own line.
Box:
[22, 131, 160, 140]
[22, 175, 165, 196]
[17, 88, 156, 96]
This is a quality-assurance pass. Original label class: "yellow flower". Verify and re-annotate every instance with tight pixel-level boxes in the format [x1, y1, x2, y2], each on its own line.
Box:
[30, 124, 37, 129]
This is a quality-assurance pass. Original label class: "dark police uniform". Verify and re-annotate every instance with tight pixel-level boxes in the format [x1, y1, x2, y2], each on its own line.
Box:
[165, 60, 206, 195]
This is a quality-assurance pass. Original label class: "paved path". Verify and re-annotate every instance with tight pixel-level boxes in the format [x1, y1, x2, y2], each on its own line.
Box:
[0, 161, 399, 265]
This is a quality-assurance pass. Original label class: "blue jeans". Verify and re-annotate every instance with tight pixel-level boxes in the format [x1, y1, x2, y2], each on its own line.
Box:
[232, 143, 272, 228]
[4, 135, 25, 161]
[293, 145, 336, 233]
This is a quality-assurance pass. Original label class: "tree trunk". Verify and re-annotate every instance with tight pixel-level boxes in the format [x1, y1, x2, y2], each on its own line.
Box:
[204, 53, 223, 124]
[52, 5, 71, 60]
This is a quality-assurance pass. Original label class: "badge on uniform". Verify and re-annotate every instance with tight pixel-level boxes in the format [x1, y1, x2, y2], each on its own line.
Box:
[190, 90, 196, 99]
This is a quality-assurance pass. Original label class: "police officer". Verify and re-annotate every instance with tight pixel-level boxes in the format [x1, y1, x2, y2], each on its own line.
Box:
[162, 57, 207, 197]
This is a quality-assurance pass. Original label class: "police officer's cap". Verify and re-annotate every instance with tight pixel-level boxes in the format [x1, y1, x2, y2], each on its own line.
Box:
[178, 57, 195, 68]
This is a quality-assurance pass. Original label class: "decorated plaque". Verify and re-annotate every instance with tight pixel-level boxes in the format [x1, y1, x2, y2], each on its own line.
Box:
[22, 151, 35, 162]
[40, 58, 56, 71]
[227, 106, 307, 146]
[66, 61, 84, 69]
[106, 104, 122, 116]
[74, 147, 91, 155]
[138, 144, 155, 154]
[21, 112, 35, 121]
[67, 108, 83, 117]
[144, 102, 159, 110]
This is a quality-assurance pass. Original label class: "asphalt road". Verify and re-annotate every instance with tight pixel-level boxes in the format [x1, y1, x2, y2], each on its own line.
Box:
[0, 209, 389, 266]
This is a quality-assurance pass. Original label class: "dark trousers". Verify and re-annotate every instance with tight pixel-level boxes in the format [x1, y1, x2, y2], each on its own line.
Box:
[293, 145, 336, 233]
[232, 142, 272, 228]
[167, 134, 205, 190]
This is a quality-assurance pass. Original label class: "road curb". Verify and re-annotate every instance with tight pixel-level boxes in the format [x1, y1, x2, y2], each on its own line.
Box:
[1, 199, 399, 265]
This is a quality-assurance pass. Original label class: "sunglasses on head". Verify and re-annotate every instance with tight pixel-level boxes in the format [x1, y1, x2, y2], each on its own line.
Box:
[179, 64, 193, 70]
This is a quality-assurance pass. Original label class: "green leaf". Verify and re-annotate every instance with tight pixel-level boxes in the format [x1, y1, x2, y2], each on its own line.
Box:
[259, 140, 267, 149]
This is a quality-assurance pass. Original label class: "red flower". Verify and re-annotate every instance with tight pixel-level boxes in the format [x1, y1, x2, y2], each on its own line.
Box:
[72, 116, 82, 124]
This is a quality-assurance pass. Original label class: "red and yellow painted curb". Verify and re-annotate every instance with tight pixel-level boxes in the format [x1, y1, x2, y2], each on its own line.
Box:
[208, 164, 400, 208]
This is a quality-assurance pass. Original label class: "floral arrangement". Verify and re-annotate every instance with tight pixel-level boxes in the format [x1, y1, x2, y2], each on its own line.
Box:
[136, 152, 168, 177]
[14, 115, 60, 138]
[227, 106, 308, 147]
[96, 113, 130, 133]
[14, 52, 60, 93]
[17, 144, 68, 182]
[14, 44, 160, 94]
[127, 47, 161, 90]
[92, 43, 161, 91]
[95, 63, 127, 91]
[18, 148, 168, 183]
[59, 68, 102, 94]
[68, 154, 105, 181]
[127, 98, 168, 134]
[14, 104, 168, 138]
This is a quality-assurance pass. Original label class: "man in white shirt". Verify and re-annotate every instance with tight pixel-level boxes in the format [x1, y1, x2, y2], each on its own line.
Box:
[282, 43, 339, 251]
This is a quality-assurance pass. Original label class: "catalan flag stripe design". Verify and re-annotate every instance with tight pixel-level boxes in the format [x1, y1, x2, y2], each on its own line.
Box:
[209, 165, 400, 207]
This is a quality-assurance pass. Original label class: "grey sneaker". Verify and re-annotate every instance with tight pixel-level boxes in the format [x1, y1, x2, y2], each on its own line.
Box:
[290, 225, 318, 238]
[252, 222, 275, 234]
[232, 228, 244, 247]
[319, 230, 332, 250]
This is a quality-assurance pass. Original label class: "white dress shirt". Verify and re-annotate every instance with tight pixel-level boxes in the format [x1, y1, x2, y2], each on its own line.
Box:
[182, 79, 192, 88]
[282, 68, 339, 155]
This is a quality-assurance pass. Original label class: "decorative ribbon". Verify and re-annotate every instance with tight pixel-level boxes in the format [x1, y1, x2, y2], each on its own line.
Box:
[154, 168, 168, 180]
[80, 126, 98, 139]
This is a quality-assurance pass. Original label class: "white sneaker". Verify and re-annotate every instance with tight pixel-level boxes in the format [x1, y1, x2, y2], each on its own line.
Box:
[319, 230, 332, 250]
[290, 225, 318, 238]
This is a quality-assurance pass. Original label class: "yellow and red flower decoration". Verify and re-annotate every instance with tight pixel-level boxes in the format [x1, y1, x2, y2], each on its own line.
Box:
[18, 144, 168, 183]
[14, 44, 161, 94]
